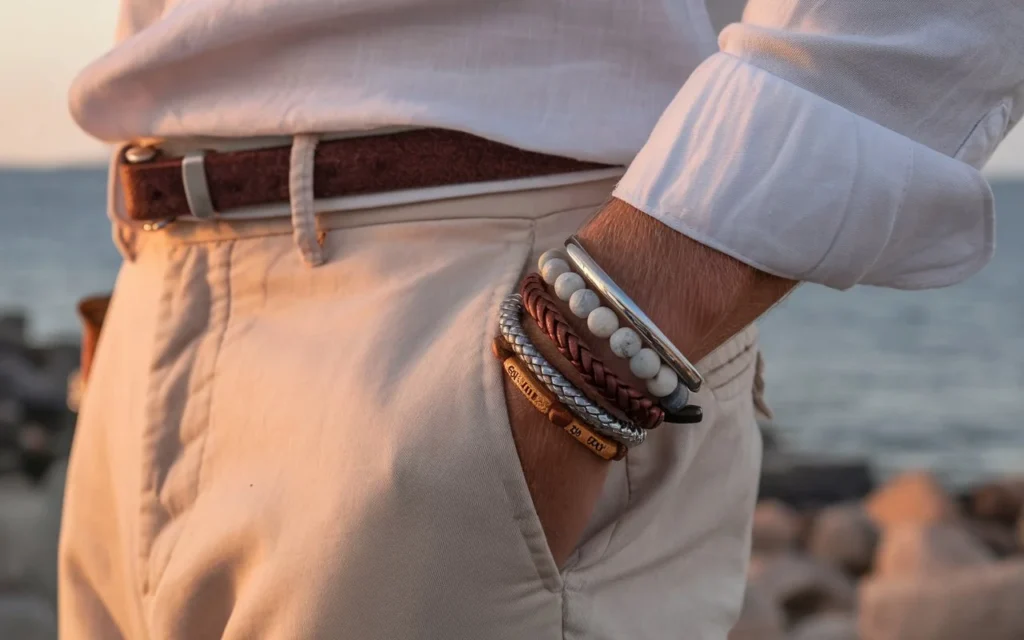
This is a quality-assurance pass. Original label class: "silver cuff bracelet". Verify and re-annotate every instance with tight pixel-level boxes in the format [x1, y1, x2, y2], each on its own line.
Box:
[564, 236, 704, 393]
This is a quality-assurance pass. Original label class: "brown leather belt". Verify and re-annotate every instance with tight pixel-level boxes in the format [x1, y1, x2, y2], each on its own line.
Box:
[119, 128, 612, 223]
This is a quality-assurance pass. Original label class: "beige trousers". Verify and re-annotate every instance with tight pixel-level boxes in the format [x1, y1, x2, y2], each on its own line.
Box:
[59, 175, 763, 639]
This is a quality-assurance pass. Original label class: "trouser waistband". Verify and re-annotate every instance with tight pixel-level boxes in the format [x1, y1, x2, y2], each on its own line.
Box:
[107, 129, 625, 265]
[115, 129, 623, 225]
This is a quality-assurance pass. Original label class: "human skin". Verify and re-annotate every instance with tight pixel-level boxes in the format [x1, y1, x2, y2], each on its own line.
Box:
[503, 197, 797, 566]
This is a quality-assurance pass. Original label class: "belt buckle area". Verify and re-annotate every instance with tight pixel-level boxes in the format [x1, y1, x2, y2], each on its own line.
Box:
[124, 144, 218, 231]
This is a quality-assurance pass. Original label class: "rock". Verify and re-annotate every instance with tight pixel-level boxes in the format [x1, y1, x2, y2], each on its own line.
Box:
[0, 477, 47, 585]
[728, 584, 785, 640]
[31, 459, 66, 601]
[860, 560, 1024, 640]
[27, 343, 79, 420]
[968, 479, 1024, 526]
[0, 450, 20, 475]
[0, 396, 23, 447]
[0, 336, 76, 434]
[865, 471, 959, 528]
[35, 342, 80, 380]
[748, 554, 855, 626]
[0, 592, 56, 640]
[18, 422, 55, 482]
[874, 523, 992, 577]
[18, 423, 50, 453]
[965, 518, 1020, 557]
[0, 352, 62, 405]
[48, 426, 74, 462]
[790, 612, 858, 640]
[752, 500, 802, 554]
[0, 313, 28, 347]
[0, 396, 23, 427]
[808, 503, 879, 577]
[760, 453, 875, 509]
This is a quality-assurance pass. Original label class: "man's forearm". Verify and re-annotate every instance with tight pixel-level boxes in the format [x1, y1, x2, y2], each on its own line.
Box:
[578, 198, 797, 363]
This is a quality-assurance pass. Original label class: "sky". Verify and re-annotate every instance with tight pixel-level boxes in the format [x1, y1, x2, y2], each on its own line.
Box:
[1, 1, 1022, 177]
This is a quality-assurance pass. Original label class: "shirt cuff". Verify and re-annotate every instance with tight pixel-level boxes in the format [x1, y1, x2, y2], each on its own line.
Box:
[614, 52, 995, 291]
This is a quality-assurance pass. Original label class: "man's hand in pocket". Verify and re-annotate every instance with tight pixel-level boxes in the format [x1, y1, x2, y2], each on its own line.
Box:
[501, 318, 611, 568]
[502, 199, 796, 567]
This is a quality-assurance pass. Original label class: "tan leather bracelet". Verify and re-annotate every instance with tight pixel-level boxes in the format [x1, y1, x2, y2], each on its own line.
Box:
[493, 338, 624, 461]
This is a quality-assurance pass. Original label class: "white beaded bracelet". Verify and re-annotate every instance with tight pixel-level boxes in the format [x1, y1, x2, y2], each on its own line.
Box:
[536, 248, 693, 415]
[564, 238, 705, 392]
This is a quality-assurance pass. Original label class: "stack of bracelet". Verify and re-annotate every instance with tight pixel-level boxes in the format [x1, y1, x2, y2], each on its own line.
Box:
[494, 235, 705, 460]
[492, 338, 627, 460]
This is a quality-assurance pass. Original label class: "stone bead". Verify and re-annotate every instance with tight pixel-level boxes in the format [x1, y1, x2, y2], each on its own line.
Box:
[659, 383, 690, 412]
[609, 327, 642, 358]
[537, 248, 568, 271]
[646, 364, 679, 397]
[553, 272, 586, 302]
[629, 348, 661, 379]
[540, 258, 570, 285]
[569, 289, 600, 319]
[587, 306, 620, 338]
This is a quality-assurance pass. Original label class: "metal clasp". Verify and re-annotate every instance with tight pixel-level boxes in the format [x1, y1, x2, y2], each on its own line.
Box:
[124, 145, 158, 164]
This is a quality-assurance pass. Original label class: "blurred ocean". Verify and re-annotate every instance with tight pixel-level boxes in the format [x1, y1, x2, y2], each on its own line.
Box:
[0, 167, 1021, 486]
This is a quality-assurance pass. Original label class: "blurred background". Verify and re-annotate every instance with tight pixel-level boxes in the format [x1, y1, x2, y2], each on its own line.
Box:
[0, 1, 1021, 639]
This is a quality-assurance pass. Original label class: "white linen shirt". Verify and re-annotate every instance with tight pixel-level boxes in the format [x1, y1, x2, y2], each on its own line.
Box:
[71, 0, 1024, 290]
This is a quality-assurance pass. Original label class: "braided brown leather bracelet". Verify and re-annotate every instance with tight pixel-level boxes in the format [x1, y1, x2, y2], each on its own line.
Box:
[519, 273, 665, 430]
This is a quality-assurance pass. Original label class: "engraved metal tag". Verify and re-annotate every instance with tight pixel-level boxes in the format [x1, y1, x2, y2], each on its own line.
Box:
[504, 358, 553, 414]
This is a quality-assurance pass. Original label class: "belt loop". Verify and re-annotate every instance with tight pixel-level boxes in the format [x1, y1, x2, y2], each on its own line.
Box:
[289, 134, 325, 267]
[181, 151, 217, 219]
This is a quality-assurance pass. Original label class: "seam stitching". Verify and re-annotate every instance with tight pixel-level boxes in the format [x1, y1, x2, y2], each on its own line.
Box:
[148, 241, 235, 596]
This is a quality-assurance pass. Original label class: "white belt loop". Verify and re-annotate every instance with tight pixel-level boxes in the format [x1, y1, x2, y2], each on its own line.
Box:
[289, 134, 325, 267]
[181, 151, 217, 219]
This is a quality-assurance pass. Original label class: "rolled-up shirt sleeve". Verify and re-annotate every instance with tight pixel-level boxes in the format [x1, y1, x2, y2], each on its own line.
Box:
[615, 1, 1024, 290]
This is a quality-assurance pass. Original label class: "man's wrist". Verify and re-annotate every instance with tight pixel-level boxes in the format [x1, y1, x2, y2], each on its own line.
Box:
[495, 197, 794, 567]
[576, 198, 796, 363]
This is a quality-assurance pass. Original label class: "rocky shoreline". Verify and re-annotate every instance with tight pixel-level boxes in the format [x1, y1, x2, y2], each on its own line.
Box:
[0, 310, 1021, 638]
[737, 452, 1024, 640]
[0, 314, 77, 479]
[0, 313, 75, 639]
